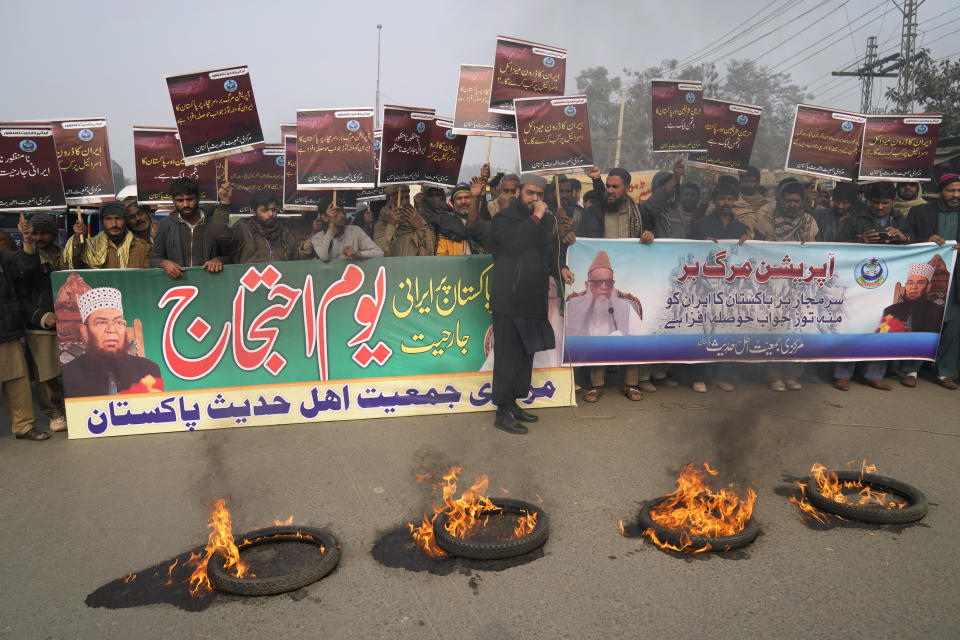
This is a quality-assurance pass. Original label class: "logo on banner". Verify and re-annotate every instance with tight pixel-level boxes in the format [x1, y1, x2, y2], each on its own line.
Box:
[373, 139, 382, 151]
[346, 119, 360, 132]
[275, 156, 284, 166]
[224, 79, 238, 93]
[445, 129, 456, 140]
[841, 121, 854, 132]
[564, 105, 577, 117]
[416, 122, 426, 133]
[685, 92, 696, 103]
[78, 128, 94, 142]
[737, 114, 749, 125]
[855, 257, 887, 289]
[543, 57, 555, 68]
[915, 124, 929, 135]
[18, 139, 37, 153]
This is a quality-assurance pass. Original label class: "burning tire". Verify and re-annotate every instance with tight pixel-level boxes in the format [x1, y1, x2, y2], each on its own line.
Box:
[208, 525, 340, 596]
[638, 497, 759, 552]
[433, 498, 548, 560]
[804, 472, 927, 524]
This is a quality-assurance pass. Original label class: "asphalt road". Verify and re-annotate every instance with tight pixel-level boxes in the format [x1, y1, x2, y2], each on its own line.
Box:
[1, 373, 958, 639]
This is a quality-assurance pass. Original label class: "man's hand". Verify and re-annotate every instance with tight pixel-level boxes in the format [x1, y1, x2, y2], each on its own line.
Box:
[218, 181, 232, 205]
[706, 236, 718, 243]
[532, 200, 547, 220]
[160, 259, 185, 279]
[886, 226, 907, 243]
[470, 176, 485, 198]
[560, 267, 574, 285]
[738, 233, 750, 246]
[673, 157, 684, 180]
[929, 234, 946, 246]
[343, 245, 357, 258]
[480, 163, 491, 181]
[639, 230, 655, 244]
[383, 205, 401, 226]
[41, 312, 57, 329]
[563, 231, 576, 244]
[404, 205, 423, 230]
[202, 258, 223, 273]
[18, 214, 35, 251]
[861, 229, 882, 244]
[586, 166, 602, 180]
[72, 216, 85, 238]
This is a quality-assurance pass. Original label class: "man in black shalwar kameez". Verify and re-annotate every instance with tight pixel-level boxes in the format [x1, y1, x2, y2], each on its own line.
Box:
[489, 173, 574, 434]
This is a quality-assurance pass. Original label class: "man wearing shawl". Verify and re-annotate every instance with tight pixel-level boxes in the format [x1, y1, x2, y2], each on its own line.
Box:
[60, 201, 151, 270]
[419, 180, 490, 255]
[577, 167, 657, 402]
[211, 187, 307, 263]
[894, 181, 927, 218]
[901, 173, 960, 389]
[374, 184, 436, 256]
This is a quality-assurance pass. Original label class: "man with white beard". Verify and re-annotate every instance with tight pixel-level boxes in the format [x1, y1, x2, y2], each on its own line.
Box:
[566, 250, 646, 402]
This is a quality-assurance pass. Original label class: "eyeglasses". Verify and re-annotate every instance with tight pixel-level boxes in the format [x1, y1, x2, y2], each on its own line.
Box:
[589, 279, 614, 288]
[86, 318, 127, 330]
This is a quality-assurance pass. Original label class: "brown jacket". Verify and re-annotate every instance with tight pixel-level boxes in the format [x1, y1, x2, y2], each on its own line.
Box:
[60, 233, 152, 270]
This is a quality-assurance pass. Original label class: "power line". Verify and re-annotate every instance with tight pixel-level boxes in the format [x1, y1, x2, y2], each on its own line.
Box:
[672, 0, 787, 68]
[744, 1, 851, 65]
[673, 0, 818, 73]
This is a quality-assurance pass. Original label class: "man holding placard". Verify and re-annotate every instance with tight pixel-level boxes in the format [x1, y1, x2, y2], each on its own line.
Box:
[151, 178, 227, 278]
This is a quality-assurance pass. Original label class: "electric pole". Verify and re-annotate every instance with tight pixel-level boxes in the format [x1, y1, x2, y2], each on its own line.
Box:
[613, 86, 626, 168]
[376, 24, 383, 128]
[894, 0, 923, 112]
[830, 36, 899, 113]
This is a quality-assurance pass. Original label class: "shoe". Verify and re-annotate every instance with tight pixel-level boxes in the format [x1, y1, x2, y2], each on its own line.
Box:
[510, 403, 538, 422]
[862, 379, 891, 391]
[582, 387, 603, 403]
[901, 374, 918, 388]
[652, 374, 679, 388]
[15, 428, 51, 441]
[770, 379, 786, 392]
[714, 380, 735, 392]
[620, 384, 643, 401]
[494, 410, 528, 434]
[49, 417, 68, 432]
[692, 382, 707, 393]
[785, 377, 803, 391]
[937, 377, 959, 390]
[636, 380, 657, 393]
[833, 378, 850, 391]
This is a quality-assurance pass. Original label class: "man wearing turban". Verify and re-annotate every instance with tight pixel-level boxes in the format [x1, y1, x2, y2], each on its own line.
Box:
[60, 287, 163, 398]
[881, 262, 944, 334]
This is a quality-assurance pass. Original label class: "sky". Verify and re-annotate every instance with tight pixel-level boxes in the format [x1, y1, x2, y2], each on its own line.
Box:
[3, 0, 958, 181]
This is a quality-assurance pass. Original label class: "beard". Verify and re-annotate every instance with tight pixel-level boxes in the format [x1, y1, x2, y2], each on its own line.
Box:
[87, 341, 128, 361]
[604, 195, 625, 212]
[587, 291, 615, 335]
[741, 185, 756, 195]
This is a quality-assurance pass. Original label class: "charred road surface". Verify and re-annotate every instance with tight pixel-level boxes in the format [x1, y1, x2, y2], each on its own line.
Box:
[1, 378, 958, 639]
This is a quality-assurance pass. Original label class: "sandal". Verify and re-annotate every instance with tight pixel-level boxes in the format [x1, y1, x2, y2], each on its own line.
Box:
[582, 387, 604, 403]
[16, 428, 51, 441]
[620, 384, 643, 401]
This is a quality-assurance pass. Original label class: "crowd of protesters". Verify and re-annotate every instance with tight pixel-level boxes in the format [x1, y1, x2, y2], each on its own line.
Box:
[2, 165, 959, 440]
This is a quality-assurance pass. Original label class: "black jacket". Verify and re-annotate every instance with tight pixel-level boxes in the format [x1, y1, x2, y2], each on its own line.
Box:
[150, 210, 229, 268]
[490, 199, 560, 319]
[0, 248, 40, 343]
[840, 210, 910, 244]
[17, 246, 60, 330]
[882, 299, 944, 333]
[61, 352, 163, 398]
[908, 201, 960, 304]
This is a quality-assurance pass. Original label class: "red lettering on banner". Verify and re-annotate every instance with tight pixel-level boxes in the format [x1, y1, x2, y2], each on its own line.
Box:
[232, 267, 302, 373]
[348, 265, 387, 347]
[315, 264, 365, 380]
[158, 286, 231, 380]
[302, 275, 316, 357]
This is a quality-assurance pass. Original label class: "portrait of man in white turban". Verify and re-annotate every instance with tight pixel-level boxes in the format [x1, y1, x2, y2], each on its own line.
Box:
[565, 250, 647, 337]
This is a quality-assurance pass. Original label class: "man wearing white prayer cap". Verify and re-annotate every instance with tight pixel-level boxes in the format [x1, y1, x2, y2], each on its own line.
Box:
[60, 287, 163, 398]
[882, 262, 944, 335]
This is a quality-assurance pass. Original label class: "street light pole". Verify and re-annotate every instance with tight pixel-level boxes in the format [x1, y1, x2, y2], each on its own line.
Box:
[613, 86, 627, 168]
[376, 24, 383, 128]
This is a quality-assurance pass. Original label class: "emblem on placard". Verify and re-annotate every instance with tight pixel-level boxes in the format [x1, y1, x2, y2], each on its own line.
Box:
[373, 139, 382, 151]
[224, 79, 238, 93]
[19, 139, 37, 153]
[276, 156, 284, 166]
[737, 114, 749, 125]
[855, 257, 887, 289]
[562, 105, 576, 117]
[346, 119, 360, 132]
[915, 124, 929, 135]
[445, 129, 456, 140]
[78, 129, 94, 142]
[841, 121, 854, 133]
[543, 57, 556, 68]
[416, 122, 426, 133]
[685, 92, 696, 103]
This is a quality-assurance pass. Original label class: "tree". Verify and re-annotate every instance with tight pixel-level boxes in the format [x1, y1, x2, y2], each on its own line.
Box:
[577, 59, 808, 171]
[886, 51, 960, 137]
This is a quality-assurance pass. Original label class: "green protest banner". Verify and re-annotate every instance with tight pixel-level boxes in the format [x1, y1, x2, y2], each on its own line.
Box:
[52, 256, 572, 438]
